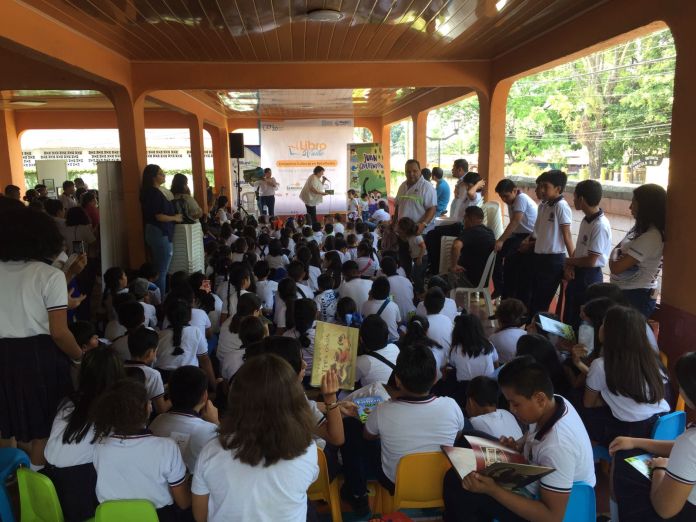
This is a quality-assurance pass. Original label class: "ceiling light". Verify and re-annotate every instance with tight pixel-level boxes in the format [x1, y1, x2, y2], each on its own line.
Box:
[306, 9, 344, 22]
[9, 100, 47, 107]
[496, 0, 509, 11]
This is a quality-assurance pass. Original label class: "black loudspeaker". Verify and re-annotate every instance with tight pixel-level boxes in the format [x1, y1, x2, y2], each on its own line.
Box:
[229, 133, 245, 158]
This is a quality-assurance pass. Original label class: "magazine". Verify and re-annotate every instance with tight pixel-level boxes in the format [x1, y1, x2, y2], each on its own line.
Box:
[353, 396, 385, 423]
[442, 436, 554, 490]
[625, 453, 653, 480]
[310, 321, 360, 390]
[538, 315, 576, 343]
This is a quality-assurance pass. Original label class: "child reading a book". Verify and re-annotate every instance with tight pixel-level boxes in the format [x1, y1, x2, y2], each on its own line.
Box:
[466, 376, 522, 440]
[355, 315, 399, 387]
[282, 298, 318, 378]
[609, 351, 696, 522]
[443, 356, 595, 522]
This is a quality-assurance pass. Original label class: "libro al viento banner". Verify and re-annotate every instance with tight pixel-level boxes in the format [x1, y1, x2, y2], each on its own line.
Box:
[261, 119, 354, 215]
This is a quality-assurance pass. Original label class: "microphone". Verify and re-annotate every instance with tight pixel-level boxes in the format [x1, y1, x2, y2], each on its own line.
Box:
[321, 176, 329, 183]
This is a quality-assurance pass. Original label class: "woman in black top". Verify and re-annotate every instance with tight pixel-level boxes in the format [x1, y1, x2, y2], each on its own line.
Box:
[140, 164, 181, 295]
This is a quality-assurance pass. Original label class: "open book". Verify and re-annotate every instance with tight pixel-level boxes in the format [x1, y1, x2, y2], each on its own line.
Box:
[442, 436, 554, 490]
[310, 321, 360, 390]
[537, 315, 576, 343]
[625, 453, 653, 480]
[353, 396, 385, 423]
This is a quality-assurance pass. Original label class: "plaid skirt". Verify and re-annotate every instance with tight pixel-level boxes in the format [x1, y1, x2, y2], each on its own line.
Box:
[0, 335, 71, 441]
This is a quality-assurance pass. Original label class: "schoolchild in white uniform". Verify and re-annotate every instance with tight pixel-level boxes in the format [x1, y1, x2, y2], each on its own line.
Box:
[287, 260, 313, 299]
[314, 273, 339, 323]
[488, 298, 528, 364]
[155, 299, 216, 386]
[124, 326, 169, 414]
[360, 277, 401, 342]
[109, 301, 146, 361]
[356, 241, 380, 277]
[583, 306, 669, 446]
[44, 347, 125, 522]
[266, 239, 290, 270]
[253, 260, 278, 313]
[92, 380, 191, 522]
[444, 357, 595, 522]
[129, 278, 158, 328]
[448, 313, 497, 385]
[380, 256, 416, 320]
[449, 171, 485, 223]
[465, 376, 523, 440]
[337, 261, 373, 306]
[422, 287, 454, 356]
[563, 180, 612, 329]
[150, 366, 219, 472]
[610, 352, 696, 522]
[523, 170, 575, 320]
[162, 285, 213, 339]
[282, 298, 318, 377]
[104, 293, 139, 341]
[214, 262, 253, 323]
[342, 344, 464, 510]
[192, 354, 321, 522]
[355, 315, 399, 387]
[415, 276, 459, 321]
[216, 293, 262, 381]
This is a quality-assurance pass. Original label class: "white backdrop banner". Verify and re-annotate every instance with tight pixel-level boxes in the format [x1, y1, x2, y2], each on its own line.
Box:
[261, 119, 354, 215]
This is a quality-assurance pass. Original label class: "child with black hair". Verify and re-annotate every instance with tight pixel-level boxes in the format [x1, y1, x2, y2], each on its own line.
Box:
[322, 251, 343, 289]
[336, 296, 362, 327]
[266, 238, 290, 269]
[283, 298, 318, 377]
[416, 275, 459, 321]
[356, 240, 380, 277]
[102, 266, 128, 320]
[91, 380, 191, 521]
[380, 255, 416, 320]
[342, 343, 464, 511]
[399, 315, 446, 380]
[466, 376, 522, 440]
[125, 326, 169, 414]
[516, 333, 572, 399]
[238, 315, 268, 350]
[162, 283, 213, 339]
[361, 277, 401, 341]
[110, 300, 146, 360]
[337, 260, 372, 305]
[443, 357, 595, 522]
[44, 347, 125, 522]
[129, 277, 157, 328]
[229, 237, 247, 263]
[346, 232, 358, 260]
[150, 366, 219, 471]
[314, 273, 339, 323]
[256, 232, 270, 258]
[356, 315, 399, 386]
[324, 222, 334, 238]
[422, 287, 454, 357]
[449, 314, 497, 384]
[68, 321, 99, 354]
[253, 259, 278, 313]
[215, 262, 253, 322]
[155, 299, 216, 387]
[217, 293, 263, 381]
[333, 237, 350, 263]
[489, 298, 527, 363]
[139, 262, 162, 305]
[296, 245, 321, 292]
[567, 297, 615, 388]
[311, 221, 324, 244]
[287, 259, 313, 298]
[274, 278, 298, 334]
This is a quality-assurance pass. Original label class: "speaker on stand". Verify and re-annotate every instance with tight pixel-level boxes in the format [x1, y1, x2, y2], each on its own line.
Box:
[229, 133, 248, 216]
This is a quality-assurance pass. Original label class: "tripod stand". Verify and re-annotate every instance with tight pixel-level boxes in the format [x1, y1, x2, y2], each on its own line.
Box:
[234, 156, 251, 218]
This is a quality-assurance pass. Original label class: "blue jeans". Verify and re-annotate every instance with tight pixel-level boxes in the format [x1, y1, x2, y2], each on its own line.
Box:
[622, 288, 657, 318]
[145, 224, 173, 296]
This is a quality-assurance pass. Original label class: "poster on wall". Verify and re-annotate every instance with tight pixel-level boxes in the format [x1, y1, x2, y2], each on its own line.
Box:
[260, 119, 354, 215]
[348, 143, 387, 211]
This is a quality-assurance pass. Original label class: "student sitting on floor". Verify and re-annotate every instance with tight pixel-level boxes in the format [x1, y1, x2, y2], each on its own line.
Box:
[110, 301, 146, 361]
[338, 260, 373, 305]
[124, 326, 170, 414]
[253, 260, 278, 315]
[44, 347, 125, 522]
[287, 260, 313, 299]
[489, 298, 527, 364]
[448, 313, 498, 386]
[91, 380, 191, 522]
[150, 366, 219, 472]
[360, 277, 401, 342]
[415, 275, 459, 321]
[341, 343, 464, 514]
[355, 315, 399, 387]
[217, 292, 263, 381]
[443, 357, 595, 522]
[466, 376, 522, 440]
[609, 351, 696, 522]
[380, 255, 416, 320]
[423, 287, 454, 357]
[314, 273, 339, 323]
[282, 298, 318, 378]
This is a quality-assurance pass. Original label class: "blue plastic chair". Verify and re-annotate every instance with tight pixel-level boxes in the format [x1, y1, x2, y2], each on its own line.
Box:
[563, 481, 596, 522]
[0, 448, 30, 522]
[651, 411, 686, 440]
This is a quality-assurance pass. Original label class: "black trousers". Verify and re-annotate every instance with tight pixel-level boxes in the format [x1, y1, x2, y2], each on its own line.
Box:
[492, 233, 529, 299]
[305, 205, 317, 225]
[580, 405, 658, 447]
[563, 266, 603, 330]
[259, 195, 275, 216]
[425, 222, 463, 273]
[528, 253, 565, 320]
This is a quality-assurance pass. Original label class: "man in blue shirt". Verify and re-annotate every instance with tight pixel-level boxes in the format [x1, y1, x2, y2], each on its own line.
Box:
[433, 167, 450, 217]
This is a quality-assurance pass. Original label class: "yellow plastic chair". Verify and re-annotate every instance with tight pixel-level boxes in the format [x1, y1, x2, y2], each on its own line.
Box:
[307, 447, 343, 522]
[17, 467, 64, 522]
[375, 452, 451, 514]
[95, 500, 158, 522]
[659, 351, 668, 368]
[676, 394, 686, 412]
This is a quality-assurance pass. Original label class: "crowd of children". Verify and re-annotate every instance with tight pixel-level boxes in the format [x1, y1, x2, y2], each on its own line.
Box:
[0, 161, 692, 522]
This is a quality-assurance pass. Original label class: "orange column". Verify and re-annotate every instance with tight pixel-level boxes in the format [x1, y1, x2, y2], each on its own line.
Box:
[0, 110, 25, 192]
[412, 111, 428, 168]
[188, 114, 208, 214]
[477, 81, 511, 202]
[111, 88, 147, 268]
[381, 123, 392, 197]
[210, 127, 231, 195]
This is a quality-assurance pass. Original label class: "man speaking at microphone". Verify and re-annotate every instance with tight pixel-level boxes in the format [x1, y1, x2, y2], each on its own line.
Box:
[299, 165, 328, 225]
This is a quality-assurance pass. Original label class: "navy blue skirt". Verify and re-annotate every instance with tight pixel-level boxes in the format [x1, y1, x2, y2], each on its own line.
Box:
[0, 334, 71, 441]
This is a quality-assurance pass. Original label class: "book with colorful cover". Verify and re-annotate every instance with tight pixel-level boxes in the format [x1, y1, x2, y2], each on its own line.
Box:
[353, 396, 384, 423]
[310, 321, 360, 390]
[625, 453, 653, 480]
[442, 436, 554, 490]
[538, 315, 576, 343]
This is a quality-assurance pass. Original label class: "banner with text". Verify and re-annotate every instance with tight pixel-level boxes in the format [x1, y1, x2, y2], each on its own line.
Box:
[261, 119, 354, 215]
[348, 142, 386, 205]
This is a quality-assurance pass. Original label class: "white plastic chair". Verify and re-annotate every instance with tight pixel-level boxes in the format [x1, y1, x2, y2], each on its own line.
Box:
[439, 236, 457, 275]
[482, 201, 504, 239]
[241, 191, 258, 216]
[450, 251, 497, 317]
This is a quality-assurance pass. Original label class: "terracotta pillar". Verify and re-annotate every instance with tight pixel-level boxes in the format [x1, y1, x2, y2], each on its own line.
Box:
[0, 109, 25, 192]
[477, 81, 512, 202]
[412, 111, 428, 168]
[111, 88, 147, 268]
[188, 114, 208, 214]
[209, 126, 231, 195]
[381, 123, 392, 197]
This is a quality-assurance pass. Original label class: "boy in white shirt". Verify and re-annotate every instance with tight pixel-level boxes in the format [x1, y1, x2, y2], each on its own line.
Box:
[444, 357, 595, 522]
[253, 260, 278, 314]
[287, 260, 313, 299]
[521, 170, 575, 321]
[125, 326, 170, 414]
[380, 256, 416, 320]
[466, 376, 522, 440]
[360, 277, 401, 342]
[129, 277, 158, 328]
[341, 343, 465, 514]
[337, 261, 372, 306]
[563, 179, 612, 329]
[149, 366, 219, 472]
[314, 273, 339, 323]
[422, 287, 454, 356]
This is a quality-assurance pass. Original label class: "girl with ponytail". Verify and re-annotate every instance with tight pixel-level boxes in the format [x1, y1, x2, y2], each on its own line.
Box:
[217, 293, 263, 381]
[274, 278, 298, 335]
[282, 298, 318, 382]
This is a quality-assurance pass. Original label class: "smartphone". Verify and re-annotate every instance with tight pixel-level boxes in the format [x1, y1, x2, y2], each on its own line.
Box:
[72, 240, 85, 255]
[201, 279, 212, 293]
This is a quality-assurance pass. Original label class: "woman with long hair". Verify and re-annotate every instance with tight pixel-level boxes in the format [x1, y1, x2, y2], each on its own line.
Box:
[217, 292, 262, 381]
[609, 184, 666, 317]
[140, 164, 182, 295]
[170, 172, 202, 220]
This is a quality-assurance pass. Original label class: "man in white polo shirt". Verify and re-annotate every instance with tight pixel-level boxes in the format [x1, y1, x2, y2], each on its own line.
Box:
[255, 168, 279, 216]
[394, 159, 437, 274]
